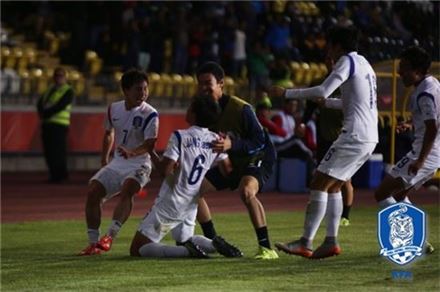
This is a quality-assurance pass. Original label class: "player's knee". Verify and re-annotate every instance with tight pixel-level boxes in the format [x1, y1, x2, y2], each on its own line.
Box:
[240, 186, 257, 204]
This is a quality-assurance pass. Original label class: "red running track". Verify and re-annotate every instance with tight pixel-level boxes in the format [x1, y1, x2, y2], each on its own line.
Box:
[1, 171, 438, 223]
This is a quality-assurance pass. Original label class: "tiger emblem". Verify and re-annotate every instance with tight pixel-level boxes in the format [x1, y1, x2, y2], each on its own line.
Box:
[388, 205, 414, 248]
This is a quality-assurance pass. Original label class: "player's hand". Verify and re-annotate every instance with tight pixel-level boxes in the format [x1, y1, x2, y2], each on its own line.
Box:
[211, 135, 232, 153]
[268, 86, 286, 98]
[117, 146, 135, 159]
[408, 160, 423, 175]
[396, 122, 412, 133]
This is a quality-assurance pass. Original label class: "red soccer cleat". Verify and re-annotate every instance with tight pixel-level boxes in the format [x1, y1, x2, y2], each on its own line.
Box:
[310, 243, 341, 259]
[78, 244, 102, 256]
[97, 235, 113, 252]
[275, 240, 313, 258]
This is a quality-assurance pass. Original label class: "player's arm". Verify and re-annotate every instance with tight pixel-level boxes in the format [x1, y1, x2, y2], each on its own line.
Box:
[269, 56, 350, 100]
[218, 156, 233, 177]
[101, 129, 114, 166]
[211, 105, 266, 154]
[408, 119, 437, 174]
[117, 138, 157, 159]
[408, 94, 438, 174]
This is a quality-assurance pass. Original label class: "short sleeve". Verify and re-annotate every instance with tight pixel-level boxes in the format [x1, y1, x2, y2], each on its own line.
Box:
[417, 93, 437, 121]
[163, 131, 180, 162]
[143, 112, 159, 139]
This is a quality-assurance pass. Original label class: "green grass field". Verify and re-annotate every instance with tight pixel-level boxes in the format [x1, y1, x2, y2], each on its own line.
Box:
[2, 206, 439, 291]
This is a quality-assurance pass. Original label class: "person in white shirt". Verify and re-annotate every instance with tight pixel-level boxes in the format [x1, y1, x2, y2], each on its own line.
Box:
[79, 69, 158, 256]
[374, 47, 439, 255]
[269, 25, 378, 259]
[130, 96, 241, 258]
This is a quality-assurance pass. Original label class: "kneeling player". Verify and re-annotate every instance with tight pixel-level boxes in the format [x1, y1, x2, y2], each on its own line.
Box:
[130, 96, 243, 258]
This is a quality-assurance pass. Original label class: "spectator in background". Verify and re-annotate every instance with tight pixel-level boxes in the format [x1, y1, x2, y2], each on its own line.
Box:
[271, 98, 315, 186]
[232, 20, 247, 78]
[37, 67, 74, 183]
[255, 96, 287, 140]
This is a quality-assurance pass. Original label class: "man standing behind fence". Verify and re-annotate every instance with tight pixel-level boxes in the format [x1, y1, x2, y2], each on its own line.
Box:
[37, 67, 74, 183]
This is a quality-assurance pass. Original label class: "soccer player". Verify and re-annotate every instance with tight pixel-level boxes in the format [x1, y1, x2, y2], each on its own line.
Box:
[374, 46, 439, 253]
[130, 96, 240, 258]
[195, 61, 279, 259]
[270, 25, 378, 259]
[79, 69, 158, 256]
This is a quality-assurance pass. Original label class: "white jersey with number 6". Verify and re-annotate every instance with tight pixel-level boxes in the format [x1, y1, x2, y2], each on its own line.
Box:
[153, 126, 227, 220]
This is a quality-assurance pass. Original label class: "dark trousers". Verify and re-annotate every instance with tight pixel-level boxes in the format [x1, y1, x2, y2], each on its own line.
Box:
[41, 123, 69, 182]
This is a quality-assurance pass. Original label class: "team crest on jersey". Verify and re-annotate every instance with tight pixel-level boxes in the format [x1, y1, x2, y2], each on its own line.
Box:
[132, 116, 143, 129]
[378, 203, 425, 265]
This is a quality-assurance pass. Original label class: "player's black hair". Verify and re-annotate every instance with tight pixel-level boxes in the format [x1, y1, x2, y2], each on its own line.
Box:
[400, 46, 431, 75]
[196, 61, 225, 82]
[191, 95, 221, 127]
[326, 25, 359, 52]
[121, 68, 149, 90]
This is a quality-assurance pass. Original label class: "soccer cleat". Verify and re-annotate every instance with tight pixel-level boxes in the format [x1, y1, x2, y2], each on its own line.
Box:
[424, 241, 435, 254]
[184, 240, 210, 258]
[78, 244, 102, 256]
[340, 218, 350, 227]
[212, 236, 243, 258]
[310, 243, 341, 259]
[97, 235, 113, 252]
[275, 240, 313, 258]
[254, 246, 279, 260]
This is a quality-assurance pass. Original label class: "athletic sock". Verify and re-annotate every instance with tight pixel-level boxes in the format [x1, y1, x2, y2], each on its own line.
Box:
[200, 220, 217, 239]
[138, 242, 189, 258]
[303, 190, 328, 241]
[326, 192, 343, 238]
[342, 205, 351, 219]
[87, 228, 99, 244]
[378, 197, 396, 208]
[107, 220, 122, 238]
[190, 235, 216, 253]
[256, 226, 271, 249]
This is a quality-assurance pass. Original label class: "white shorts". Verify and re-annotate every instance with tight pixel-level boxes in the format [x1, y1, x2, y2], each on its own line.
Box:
[137, 206, 197, 243]
[90, 163, 151, 199]
[389, 150, 439, 190]
[317, 135, 377, 181]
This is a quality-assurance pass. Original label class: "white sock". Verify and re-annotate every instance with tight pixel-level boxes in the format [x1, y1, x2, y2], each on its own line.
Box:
[303, 190, 328, 241]
[138, 242, 190, 258]
[326, 192, 343, 238]
[87, 228, 100, 244]
[107, 220, 122, 238]
[403, 196, 412, 204]
[378, 197, 396, 208]
[191, 235, 216, 253]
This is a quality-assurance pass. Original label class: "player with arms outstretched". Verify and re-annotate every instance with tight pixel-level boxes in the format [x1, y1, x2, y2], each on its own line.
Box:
[270, 25, 378, 259]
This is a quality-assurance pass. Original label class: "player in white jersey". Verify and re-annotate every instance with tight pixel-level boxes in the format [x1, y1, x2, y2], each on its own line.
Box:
[79, 69, 158, 256]
[130, 97, 241, 258]
[270, 25, 378, 259]
[375, 47, 439, 232]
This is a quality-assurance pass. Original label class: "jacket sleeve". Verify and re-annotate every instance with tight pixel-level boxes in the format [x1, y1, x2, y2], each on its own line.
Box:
[41, 88, 74, 119]
[230, 105, 266, 155]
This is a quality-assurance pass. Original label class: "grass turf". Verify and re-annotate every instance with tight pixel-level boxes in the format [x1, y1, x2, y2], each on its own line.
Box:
[2, 206, 439, 291]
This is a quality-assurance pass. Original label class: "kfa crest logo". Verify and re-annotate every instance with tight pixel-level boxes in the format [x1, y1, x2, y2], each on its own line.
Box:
[378, 203, 425, 265]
